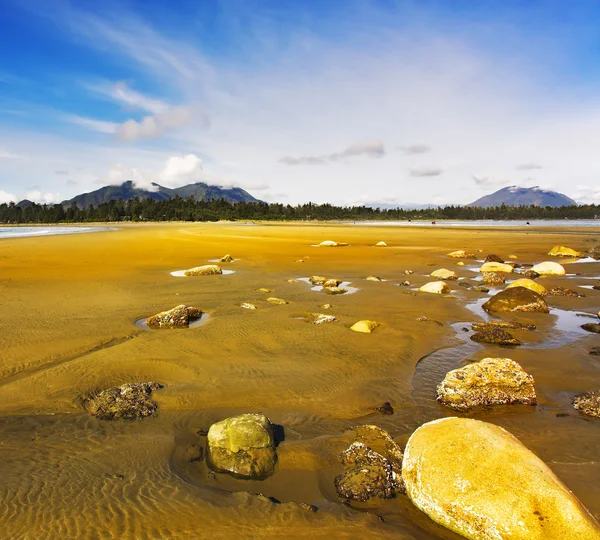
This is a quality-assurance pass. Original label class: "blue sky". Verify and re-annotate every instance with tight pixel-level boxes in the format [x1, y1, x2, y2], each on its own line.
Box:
[1, 0, 600, 205]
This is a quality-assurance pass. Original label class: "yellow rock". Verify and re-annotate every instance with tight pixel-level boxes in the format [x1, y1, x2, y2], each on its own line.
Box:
[430, 268, 458, 280]
[267, 297, 289, 305]
[447, 250, 475, 259]
[350, 320, 379, 333]
[531, 261, 566, 276]
[507, 278, 547, 296]
[509, 254, 518, 259]
[375, 241, 387, 247]
[479, 262, 514, 273]
[456, 261, 465, 266]
[403, 417, 600, 540]
[240, 303, 257, 310]
[184, 264, 222, 276]
[419, 281, 450, 294]
[318, 240, 348, 247]
[548, 245, 583, 257]
[256, 288, 272, 293]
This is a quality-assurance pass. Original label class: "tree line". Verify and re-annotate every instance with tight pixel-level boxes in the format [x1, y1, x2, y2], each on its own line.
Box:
[1, 196, 599, 223]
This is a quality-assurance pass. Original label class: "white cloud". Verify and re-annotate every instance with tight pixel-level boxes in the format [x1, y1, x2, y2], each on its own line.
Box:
[574, 184, 600, 203]
[65, 115, 117, 134]
[158, 154, 203, 186]
[24, 190, 60, 204]
[409, 167, 443, 177]
[116, 106, 192, 141]
[279, 140, 385, 166]
[0, 190, 17, 203]
[88, 80, 169, 114]
[400, 144, 431, 154]
[0, 149, 24, 159]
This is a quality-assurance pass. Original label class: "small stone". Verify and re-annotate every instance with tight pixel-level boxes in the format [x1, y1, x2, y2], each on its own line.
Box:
[308, 276, 327, 285]
[456, 261, 465, 266]
[323, 286, 347, 295]
[400, 280, 410, 286]
[366, 275, 383, 281]
[304, 313, 336, 324]
[573, 391, 600, 417]
[350, 320, 379, 333]
[549, 287, 584, 297]
[320, 304, 332, 310]
[297, 503, 318, 512]
[419, 281, 450, 294]
[375, 241, 387, 247]
[484, 254, 504, 263]
[481, 272, 505, 285]
[256, 288, 272, 293]
[267, 297, 289, 305]
[241, 303, 257, 310]
[323, 279, 342, 288]
[520, 269, 540, 279]
[375, 402, 394, 415]
[474, 285, 489, 293]
[470, 327, 521, 346]
[287, 279, 300, 283]
[459, 282, 472, 289]
[447, 250, 476, 259]
[404, 269, 413, 275]
[220, 254, 234, 262]
[589, 347, 600, 356]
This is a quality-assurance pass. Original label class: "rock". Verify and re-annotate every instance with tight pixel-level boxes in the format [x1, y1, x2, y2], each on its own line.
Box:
[304, 313, 336, 324]
[594, 285, 600, 290]
[590, 347, 600, 356]
[419, 281, 450, 294]
[470, 327, 521, 346]
[220, 254, 234, 262]
[256, 288, 272, 293]
[520, 269, 540, 279]
[375, 241, 387, 247]
[573, 391, 600, 417]
[588, 245, 600, 260]
[479, 262, 514, 273]
[323, 279, 342, 287]
[506, 278, 547, 296]
[459, 281, 472, 289]
[85, 382, 163, 420]
[483, 287, 549, 313]
[402, 417, 600, 540]
[287, 279, 299, 283]
[509, 254, 518, 259]
[531, 261, 566, 276]
[184, 264, 222, 276]
[320, 303, 332, 310]
[206, 413, 277, 479]
[335, 425, 405, 502]
[400, 280, 410, 286]
[581, 323, 600, 334]
[437, 358, 536, 410]
[548, 245, 583, 257]
[404, 269, 413, 275]
[375, 402, 394, 415]
[430, 268, 458, 280]
[297, 502, 318, 512]
[474, 285, 489, 293]
[481, 272, 505, 285]
[296, 259, 304, 263]
[366, 275, 383, 281]
[241, 303, 257, 310]
[350, 320, 379, 333]
[318, 240, 347, 247]
[323, 286, 347, 295]
[308, 276, 326, 285]
[267, 297, 289, 305]
[146, 305, 203, 328]
[472, 321, 536, 331]
[549, 287, 584, 297]
[484, 254, 504, 263]
[456, 261, 465, 266]
[447, 250, 476, 259]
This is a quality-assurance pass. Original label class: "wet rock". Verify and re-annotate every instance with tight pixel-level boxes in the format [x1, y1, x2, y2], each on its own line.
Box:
[573, 391, 600, 417]
[85, 382, 163, 421]
[400, 280, 410, 286]
[419, 281, 450, 294]
[287, 279, 299, 283]
[590, 347, 600, 356]
[588, 245, 600, 260]
[184, 264, 222, 276]
[456, 261, 465, 266]
[375, 402, 394, 415]
[481, 272, 505, 285]
[484, 254, 504, 263]
[324, 286, 348, 295]
[323, 279, 342, 288]
[220, 254, 234, 262]
[267, 297, 289, 305]
[350, 320, 379, 333]
[506, 278, 547, 296]
[447, 250, 476, 259]
[549, 287, 584, 297]
[470, 327, 521, 346]
[366, 275, 383, 282]
[520, 269, 540, 279]
[472, 321, 536, 331]
[479, 262, 514, 273]
[531, 261, 566, 276]
[318, 240, 347, 247]
[581, 323, 600, 334]
[320, 303, 332, 310]
[375, 241, 387, 247]
[404, 269, 413, 275]
[548, 245, 583, 257]
[146, 305, 202, 329]
[309, 275, 327, 285]
[483, 287, 549, 313]
[436, 358, 536, 411]
[430, 268, 458, 280]
[304, 312, 336, 324]
[402, 418, 600, 540]
[256, 288, 272, 293]
[240, 303, 257, 310]
[459, 281, 472, 289]
[473, 285, 489, 293]
[297, 502, 318, 512]
[206, 413, 277, 479]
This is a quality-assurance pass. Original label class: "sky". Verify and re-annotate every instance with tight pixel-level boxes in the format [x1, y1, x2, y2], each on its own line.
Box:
[1, 0, 600, 206]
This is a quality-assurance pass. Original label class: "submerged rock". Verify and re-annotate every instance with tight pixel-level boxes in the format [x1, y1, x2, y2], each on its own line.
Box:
[472, 321, 536, 332]
[267, 297, 289, 305]
[549, 287, 584, 297]
[581, 323, 600, 334]
[531, 261, 566, 276]
[304, 312, 336, 324]
[573, 391, 600, 417]
[479, 262, 514, 273]
[350, 320, 379, 333]
[146, 305, 202, 328]
[419, 281, 450, 294]
[548, 245, 583, 257]
[481, 271, 505, 285]
[240, 303, 257, 310]
[85, 382, 163, 421]
[506, 278, 547, 296]
[436, 358, 536, 411]
[430, 268, 458, 280]
[402, 417, 600, 540]
[459, 281, 473, 289]
[520, 269, 540, 279]
[366, 275, 383, 281]
[447, 250, 476, 259]
[375, 241, 387, 247]
[484, 253, 504, 263]
[206, 413, 277, 479]
[220, 254, 234, 262]
[184, 264, 222, 276]
[483, 287, 549, 313]
[470, 327, 521, 346]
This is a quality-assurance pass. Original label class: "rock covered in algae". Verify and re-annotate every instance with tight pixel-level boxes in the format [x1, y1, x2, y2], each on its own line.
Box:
[402, 417, 600, 540]
[472, 320, 536, 332]
[549, 286, 584, 297]
[483, 287, 549, 313]
[531, 261, 566, 276]
[483, 253, 504, 263]
[507, 278, 547, 296]
[335, 425, 404, 502]
[470, 327, 521, 346]
[481, 271, 505, 285]
[85, 382, 163, 420]
[430, 268, 458, 280]
[220, 254, 234, 262]
[350, 320, 379, 333]
[573, 391, 600, 417]
[419, 281, 450, 294]
[184, 264, 222, 276]
[146, 304, 202, 329]
[206, 413, 277, 479]
[447, 250, 476, 259]
[548, 245, 583, 257]
[436, 358, 536, 411]
[479, 261, 514, 273]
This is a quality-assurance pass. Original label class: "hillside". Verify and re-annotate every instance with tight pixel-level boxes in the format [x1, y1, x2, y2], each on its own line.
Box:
[468, 186, 576, 208]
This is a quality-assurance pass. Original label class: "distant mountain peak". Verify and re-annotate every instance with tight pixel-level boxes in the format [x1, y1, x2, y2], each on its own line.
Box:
[469, 186, 576, 208]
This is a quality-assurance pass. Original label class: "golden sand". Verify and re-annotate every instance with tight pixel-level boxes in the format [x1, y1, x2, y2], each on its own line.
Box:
[0, 222, 599, 538]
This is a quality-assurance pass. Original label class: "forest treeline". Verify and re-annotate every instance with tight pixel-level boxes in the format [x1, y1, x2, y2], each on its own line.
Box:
[1, 196, 599, 223]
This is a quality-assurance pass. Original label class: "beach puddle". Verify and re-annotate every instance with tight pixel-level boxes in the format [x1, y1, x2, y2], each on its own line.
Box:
[171, 269, 235, 277]
[296, 277, 359, 295]
[135, 312, 211, 330]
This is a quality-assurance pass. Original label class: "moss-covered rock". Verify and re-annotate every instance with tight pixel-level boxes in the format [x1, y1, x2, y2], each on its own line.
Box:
[573, 391, 600, 417]
[146, 305, 202, 329]
[481, 272, 505, 285]
[483, 287, 549, 313]
[184, 264, 222, 276]
[85, 382, 163, 420]
[470, 327, 521, 346]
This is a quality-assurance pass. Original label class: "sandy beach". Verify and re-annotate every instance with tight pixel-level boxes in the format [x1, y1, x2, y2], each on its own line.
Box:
[0, 222, 599, 539]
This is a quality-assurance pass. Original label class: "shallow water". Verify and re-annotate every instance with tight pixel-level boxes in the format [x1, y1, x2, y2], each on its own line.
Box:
[0, 225, 115, 239]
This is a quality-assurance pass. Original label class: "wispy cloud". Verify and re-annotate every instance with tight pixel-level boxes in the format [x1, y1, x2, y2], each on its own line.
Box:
[409, 167, 442, 177]
[54, 169, 69, 175]
[472, 173, 509, 187]
[117, 107, 193, 141]
[515, 162, 542, 170]
[86, 80, 170, 114]
[0, 149, 24, 159]
[65, 115, 118, 134]
[400, 144, 431, 154]
[279, 140, 385, 166]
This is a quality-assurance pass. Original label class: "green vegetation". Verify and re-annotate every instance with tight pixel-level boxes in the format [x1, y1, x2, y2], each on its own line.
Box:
[1, 197, 599, 223]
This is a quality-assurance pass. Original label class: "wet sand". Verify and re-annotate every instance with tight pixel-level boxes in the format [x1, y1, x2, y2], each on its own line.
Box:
[0, 222, 599, 539]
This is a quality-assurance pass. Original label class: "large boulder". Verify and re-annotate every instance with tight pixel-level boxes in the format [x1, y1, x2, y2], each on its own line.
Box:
[419, 281, 450, 294]
[146, 305, 202, 329]
[506, 278, 547, 296]
[350, 320, 379, 333]
[573, 391, 600, 417]
[436, 358, 536, 411]
[470, 327, 521, 346]
[430, 268, 458, 280]
[85, 382, 163, 420]
[531, 261, 566, 276]
[335, 425, 404, 502]
[447, 250, 476, 259]
[206, 413, 277, 479]
[483, 287, 549, 313]
[479, 262, 514, 273]
[402, 418, 600, 540]
[548, 245, 583, 257]
[184, 264, 222, 276]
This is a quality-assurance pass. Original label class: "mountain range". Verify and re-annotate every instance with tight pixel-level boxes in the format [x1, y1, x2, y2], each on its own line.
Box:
[467, 186, 577, 208]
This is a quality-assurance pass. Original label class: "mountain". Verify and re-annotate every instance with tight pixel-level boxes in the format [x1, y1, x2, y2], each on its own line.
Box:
[468, 186, 577, 208]
[62, 181, 260, 209]
[16, 199, 34, 209]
